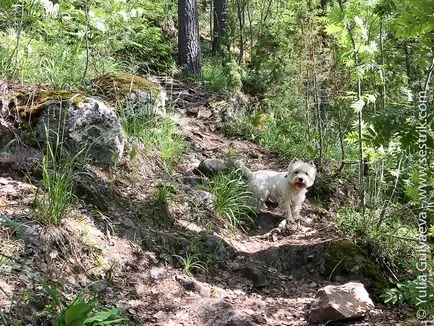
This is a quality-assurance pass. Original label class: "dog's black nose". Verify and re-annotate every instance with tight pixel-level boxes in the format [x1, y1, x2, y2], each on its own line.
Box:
[298, 177, 304, 183]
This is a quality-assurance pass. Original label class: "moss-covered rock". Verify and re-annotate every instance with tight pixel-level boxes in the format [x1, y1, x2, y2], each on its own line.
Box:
[324, 240, 388, 298]
[6, 88, 125, 167]
[10, 90, 84, 122]
[92, 72, 161, 96]
[91, 72, 166, 118]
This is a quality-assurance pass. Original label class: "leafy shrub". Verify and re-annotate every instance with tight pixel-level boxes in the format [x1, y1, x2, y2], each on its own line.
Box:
[202, 58, 231, 92]
[115, 25, 176, 74]
[381, 277, 434, 318]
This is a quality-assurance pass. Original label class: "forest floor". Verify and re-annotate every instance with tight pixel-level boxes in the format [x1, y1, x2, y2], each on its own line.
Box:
[0, 80, 423, 325]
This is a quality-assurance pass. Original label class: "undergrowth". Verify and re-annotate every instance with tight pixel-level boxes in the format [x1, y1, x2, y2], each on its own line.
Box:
[209, 170, 256, 232]
[34, 128, 84, 226]
[119, 101, 187, 168]
[335, 206, 419, 274]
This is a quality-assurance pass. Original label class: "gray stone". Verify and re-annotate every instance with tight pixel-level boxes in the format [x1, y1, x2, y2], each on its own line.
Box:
[121, 217, 135, 229]
[199, 232, 236, 263]
[308, 282, 374, 323]
[195, 158, 239, 177]
[150, 266, 168, 281]
[176, 275, 211, 297]
[239, 263, 268, 288]
[34, 96, 125, 166]
[196, 159, 227, 176]
[196, 298, 254, 326]
[124, 88, 167, 119]
[0, 118, 17, 149]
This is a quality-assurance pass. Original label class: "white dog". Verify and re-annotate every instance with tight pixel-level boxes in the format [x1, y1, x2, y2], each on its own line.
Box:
[236, 159, 316, 231]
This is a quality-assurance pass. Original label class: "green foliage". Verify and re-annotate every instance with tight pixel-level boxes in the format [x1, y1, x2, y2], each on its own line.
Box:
[52, 293, 126, 326]
[154, 184, 174, 206]
[380, 276, 434, 318]
[335, 206, 418, 275]
[225, 111, 317, 160]
[115, 24, 176, 74]
[34, 128, 83, 226]
[202, 58, 244, 93]
[210, 170, 256, 231]
[0, 0, 174, 87]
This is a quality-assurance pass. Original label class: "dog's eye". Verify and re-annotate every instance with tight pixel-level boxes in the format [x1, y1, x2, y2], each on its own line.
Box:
[305, 172, 309, 176]
[295, 170, 299, 174]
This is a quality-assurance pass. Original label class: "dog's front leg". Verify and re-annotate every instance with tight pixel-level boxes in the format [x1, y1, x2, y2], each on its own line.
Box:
[277, 201, 296, 231]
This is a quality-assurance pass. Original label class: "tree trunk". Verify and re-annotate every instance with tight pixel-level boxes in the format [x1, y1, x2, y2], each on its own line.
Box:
[212, 0, 228, 55]
[178, 0, 202, 77]
[236, 0, 245, 64]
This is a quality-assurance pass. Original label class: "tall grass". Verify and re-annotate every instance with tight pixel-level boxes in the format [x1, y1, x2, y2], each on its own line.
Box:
[0, 32, 119, 88]
[210, 170, 256, 231]
[119, 101, 188, 167]
[34, 128, 83, 226]
[202, 58, 230, 92]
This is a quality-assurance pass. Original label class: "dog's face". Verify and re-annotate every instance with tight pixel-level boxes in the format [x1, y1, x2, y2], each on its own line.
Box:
[287, 160, 316, 190]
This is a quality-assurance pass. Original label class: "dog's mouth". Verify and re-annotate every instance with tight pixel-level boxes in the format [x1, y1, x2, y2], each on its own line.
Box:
[294, 182, 306, 189]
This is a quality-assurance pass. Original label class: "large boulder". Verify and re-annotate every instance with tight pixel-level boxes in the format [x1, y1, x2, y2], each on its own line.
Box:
[31, 95, 125, 166]
[308, 282, 375, 323]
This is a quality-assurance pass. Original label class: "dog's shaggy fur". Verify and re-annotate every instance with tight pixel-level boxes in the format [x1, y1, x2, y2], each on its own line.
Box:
[236, 159, 316, 230]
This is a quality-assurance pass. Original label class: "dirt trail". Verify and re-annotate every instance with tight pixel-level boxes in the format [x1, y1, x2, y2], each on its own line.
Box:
[0, 83, 418, 325]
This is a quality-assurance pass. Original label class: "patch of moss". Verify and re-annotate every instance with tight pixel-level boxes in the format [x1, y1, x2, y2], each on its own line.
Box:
[324, 240, 388, 298]
[91, 72, 161, 102]
[12, 90, 83, 122]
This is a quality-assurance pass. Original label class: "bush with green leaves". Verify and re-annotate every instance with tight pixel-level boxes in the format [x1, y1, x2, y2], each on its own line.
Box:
[0, 0, 174, 87]
[381, 276, 434, 318]
[210, 170, 256, 231]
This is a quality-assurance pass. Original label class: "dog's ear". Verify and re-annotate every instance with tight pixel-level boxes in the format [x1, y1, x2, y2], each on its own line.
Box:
[288, 158, 298, 166]
[288, 159, 296, 170]
[308, 160, 316, 168]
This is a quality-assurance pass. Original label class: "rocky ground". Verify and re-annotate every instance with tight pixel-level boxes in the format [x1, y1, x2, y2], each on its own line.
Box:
[0, 79, 424, 325]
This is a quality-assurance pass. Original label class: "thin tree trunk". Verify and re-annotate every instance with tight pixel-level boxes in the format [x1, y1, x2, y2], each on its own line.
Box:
[377, 154, 404, 227]
[379, 20, 386, 112]
[305, 70, 311, 138]
[403, 41, 412, 86]
[313, 72, 323, 169]
[11, 0, 25, 79]
[82, 0, 90, 83]
[236, 0, 245, 64]
[337, 107, 345, 171]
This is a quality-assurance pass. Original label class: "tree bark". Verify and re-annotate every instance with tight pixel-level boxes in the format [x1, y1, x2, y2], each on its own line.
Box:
[178, 0, 202, 77]
[212, 0, 228, 55]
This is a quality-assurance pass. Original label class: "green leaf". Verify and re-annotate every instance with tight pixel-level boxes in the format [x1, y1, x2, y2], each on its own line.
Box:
[84, 308, 124, 325]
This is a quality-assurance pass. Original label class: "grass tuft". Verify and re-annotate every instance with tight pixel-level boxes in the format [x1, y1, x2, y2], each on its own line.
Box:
[210, 170, 256, 231]
[34, 127, 83, 226]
